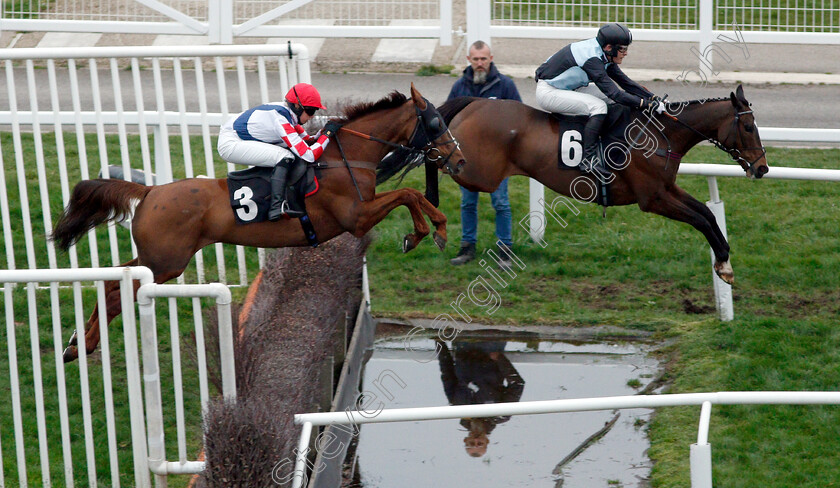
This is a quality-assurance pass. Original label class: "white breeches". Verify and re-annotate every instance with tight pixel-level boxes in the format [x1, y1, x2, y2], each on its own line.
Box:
[217, 126, 293, 168]
[535, 80, 609, 116]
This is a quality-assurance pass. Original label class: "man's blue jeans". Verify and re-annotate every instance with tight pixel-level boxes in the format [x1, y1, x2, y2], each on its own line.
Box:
[459, 178, 512, 247]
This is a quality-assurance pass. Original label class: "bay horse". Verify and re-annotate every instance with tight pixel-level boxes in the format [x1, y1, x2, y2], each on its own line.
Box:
[51, 84, 465, 362]
[438, 84, 768, 285]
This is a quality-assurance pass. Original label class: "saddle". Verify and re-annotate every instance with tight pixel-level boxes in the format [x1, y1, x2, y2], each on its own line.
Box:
[551, 103, 632, 171]
[552, 104, 634, 207]
[227, 162, 320, 237]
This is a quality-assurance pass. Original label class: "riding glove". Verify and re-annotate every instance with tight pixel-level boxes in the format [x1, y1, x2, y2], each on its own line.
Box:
[323, 121, 343, 138]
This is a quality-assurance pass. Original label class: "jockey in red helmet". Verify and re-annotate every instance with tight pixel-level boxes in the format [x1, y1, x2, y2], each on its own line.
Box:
[217, 83, 340, 220]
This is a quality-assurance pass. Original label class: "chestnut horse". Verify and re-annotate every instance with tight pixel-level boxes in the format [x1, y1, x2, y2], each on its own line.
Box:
[438, 84, 768, 284]
[52, 84, 465, 362]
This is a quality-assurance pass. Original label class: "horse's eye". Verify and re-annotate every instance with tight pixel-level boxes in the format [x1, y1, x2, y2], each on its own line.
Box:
[745, 123, 754, 133]
[428, 117, 443, 133]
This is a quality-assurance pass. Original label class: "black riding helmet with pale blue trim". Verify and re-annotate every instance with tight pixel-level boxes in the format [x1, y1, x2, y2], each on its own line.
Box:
[596, 23, 632, 57]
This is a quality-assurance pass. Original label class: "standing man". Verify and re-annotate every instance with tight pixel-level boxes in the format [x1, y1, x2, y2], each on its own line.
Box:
[447, 40, 522, 269]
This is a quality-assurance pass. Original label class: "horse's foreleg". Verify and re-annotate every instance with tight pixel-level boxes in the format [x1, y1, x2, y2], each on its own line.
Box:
[353, 189, 445, 253]
[408, 190, 448, 250]
[676, 188, 730, 255]
[642, 188, 734, 284]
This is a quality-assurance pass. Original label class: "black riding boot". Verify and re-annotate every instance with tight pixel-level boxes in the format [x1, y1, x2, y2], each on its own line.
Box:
[268, 158, 303, 221]
[581, 113, 607, 174]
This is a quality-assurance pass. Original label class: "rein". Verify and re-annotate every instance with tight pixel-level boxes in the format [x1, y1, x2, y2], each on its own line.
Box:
[662, 106, 766, 172]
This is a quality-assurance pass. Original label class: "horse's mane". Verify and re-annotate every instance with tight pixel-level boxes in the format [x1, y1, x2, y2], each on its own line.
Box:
[438, 96, 480, 125]
[341, 91, 408, 123]
[328, 91, 417, 186]
[666, 97, 731, 111]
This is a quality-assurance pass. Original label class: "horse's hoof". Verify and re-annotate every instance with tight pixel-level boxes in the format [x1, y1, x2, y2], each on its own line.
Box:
[433, 232, 446, 251]
[63, 346, 78, 363]
[402, 235, 418, 253]
[714, 259, 735, 285]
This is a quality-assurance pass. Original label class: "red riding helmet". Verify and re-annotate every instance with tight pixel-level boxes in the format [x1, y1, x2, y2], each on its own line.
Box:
[285, 83, 327, 110]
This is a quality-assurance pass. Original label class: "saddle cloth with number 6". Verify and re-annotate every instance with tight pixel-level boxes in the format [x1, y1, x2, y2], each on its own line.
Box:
[227, 165, 319, 225]
[553, 103, 635, 170]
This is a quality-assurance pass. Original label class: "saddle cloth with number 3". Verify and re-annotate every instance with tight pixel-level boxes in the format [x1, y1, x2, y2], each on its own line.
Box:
[227, 165, 319, 225]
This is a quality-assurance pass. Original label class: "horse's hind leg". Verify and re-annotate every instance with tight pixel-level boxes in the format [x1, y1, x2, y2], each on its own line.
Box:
[63, 258, 140, 362]
[353, 188, 446, 253]
[63, 261, 184, 362]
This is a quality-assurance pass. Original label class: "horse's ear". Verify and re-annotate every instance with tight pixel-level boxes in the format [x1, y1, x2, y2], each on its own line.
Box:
[735, 84, 748, 105]
[410, 83, 427, 110]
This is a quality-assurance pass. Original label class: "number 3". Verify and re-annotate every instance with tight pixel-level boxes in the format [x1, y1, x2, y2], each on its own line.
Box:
[561, 130, 583, 165]
[233, 186, 258, 221]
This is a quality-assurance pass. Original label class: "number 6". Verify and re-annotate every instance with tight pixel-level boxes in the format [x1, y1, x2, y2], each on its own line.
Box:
[562, 130, 583, 166]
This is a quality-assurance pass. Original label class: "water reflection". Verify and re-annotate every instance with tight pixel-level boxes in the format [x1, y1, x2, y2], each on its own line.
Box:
[351, 328, 661, 488]
[437, 340, 525, 458]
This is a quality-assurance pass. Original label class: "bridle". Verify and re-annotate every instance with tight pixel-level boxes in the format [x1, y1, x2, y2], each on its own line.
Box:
[664, 104, 766, 174]
[332, 98, 463, 176]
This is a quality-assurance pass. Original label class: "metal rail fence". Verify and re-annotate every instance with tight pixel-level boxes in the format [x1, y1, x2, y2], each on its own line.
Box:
[293, 391, 840, 488]
[0, 266, 236, 487]
[0, 0, 453, 44]
[468, 0, 840, 75]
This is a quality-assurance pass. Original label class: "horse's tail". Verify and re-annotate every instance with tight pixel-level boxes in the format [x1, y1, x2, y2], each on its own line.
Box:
[50, 179, 152, 251]
[437, 96, 480, 125]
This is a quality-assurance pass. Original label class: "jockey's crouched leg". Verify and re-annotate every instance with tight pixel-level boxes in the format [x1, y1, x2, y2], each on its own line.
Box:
[269, 156, 305, 220]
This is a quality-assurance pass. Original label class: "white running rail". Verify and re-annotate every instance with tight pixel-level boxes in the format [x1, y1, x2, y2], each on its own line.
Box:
[293, 391, 840, 488]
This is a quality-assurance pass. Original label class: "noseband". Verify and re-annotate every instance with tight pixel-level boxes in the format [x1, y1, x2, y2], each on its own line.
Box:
[407, 98, 463, 174]
[719, 109, 767, 174]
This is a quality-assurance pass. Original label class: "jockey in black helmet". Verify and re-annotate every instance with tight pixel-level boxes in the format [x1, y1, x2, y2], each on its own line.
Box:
[535, 23, 663, 170]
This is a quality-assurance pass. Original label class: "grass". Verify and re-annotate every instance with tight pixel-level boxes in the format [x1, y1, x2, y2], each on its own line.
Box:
[365, 145, 840, 487]
[415, 64, 456, 77]
[2, 0, 52, 19]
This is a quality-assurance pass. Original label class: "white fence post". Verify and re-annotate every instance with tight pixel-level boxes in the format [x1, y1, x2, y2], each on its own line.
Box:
[218, 0, 234, 44]
[698, 0, 715, 79]
[466, 0, 492, 46]
[690, 401, 714, 488]
[528, 179, 545, 244]
[706, 176, 734, 321]
[139, 282, 235, 477]
[439, 0, 453, 46]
